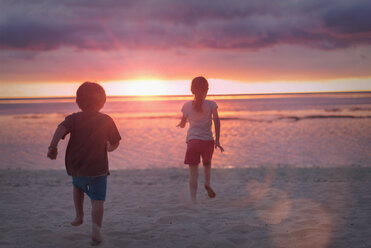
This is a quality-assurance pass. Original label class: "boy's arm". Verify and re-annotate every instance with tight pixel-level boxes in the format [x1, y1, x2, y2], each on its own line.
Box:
[47, 125, 68, 160]
[212, 108, 224, 152]
[176, 115, 187, 128]
[107, 141, 120, 152]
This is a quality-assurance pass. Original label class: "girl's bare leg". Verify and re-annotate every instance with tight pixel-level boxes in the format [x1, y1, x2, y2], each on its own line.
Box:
[203, 164, 211, 187]
[203, 164, 216, 198]
[189, 165, 199, 203]
[91, 200, 104, 245]
[71, 186, 84, 226]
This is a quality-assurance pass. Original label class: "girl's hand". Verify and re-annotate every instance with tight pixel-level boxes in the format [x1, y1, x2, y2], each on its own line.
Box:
[47, 146, 58, 160]
[177, 116, 187, 128]
[176, 122, 186, 128]
[215, 141, 224, 152]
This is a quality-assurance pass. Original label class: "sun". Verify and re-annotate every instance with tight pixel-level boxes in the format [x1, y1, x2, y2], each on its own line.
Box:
[102, 79, 170, 96]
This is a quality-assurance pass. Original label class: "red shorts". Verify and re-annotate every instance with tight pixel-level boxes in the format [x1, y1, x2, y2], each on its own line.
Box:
[184, 139, 215, 166]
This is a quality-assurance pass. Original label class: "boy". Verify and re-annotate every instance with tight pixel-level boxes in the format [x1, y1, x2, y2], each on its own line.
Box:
[47, 82, 121, 245]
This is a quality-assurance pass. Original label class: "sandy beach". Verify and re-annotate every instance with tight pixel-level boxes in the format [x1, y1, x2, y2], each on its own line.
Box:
[1, 167, 370, 248]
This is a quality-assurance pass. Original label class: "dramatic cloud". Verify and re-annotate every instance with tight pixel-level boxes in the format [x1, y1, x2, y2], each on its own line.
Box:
[1, 0, 370, 51]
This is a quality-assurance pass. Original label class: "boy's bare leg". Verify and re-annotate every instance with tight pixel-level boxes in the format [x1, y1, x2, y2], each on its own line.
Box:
[91, 200, 104, 245]
[203, 164, 216, 198]
[189, 165, 199, 203]
[71, 186, 84, 226]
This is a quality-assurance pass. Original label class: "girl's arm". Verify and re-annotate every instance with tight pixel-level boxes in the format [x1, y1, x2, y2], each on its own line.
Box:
[177, 115, 187, 128]
[47, 125, 68, 160]
[107, 141, 120, 152]
[212, 108, 224, 152]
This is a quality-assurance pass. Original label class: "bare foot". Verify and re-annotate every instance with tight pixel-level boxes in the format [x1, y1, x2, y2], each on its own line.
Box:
[91, 224, 103, 246]
[205, 185, 216, 198]
[91, 240, 102, 246]
[70, 216, 83, 226]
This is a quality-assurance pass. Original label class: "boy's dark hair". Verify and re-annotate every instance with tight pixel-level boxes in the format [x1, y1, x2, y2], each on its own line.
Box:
[76, 82, 106, 111]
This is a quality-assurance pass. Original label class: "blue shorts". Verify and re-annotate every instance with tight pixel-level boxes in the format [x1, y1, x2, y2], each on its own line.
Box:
[72, 176, 107, 201]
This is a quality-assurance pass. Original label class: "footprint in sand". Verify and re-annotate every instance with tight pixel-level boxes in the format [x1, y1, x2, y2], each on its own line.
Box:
[156, 215, 196, 225]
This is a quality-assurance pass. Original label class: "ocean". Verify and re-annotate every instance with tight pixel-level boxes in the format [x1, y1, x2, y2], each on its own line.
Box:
[0, 92, 370, 170]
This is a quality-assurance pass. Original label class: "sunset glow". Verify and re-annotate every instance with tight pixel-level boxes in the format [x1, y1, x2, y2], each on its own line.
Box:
[0, 1, 370, 98]
[104, 80, 171, 96]
[1, 78, 370, 98]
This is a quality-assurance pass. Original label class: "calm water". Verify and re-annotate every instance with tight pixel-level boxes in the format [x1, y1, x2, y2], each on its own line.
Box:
[0, 92, 370, 170]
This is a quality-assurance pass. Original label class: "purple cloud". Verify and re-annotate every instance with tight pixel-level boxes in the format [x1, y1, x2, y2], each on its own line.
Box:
[0, 0, 370, 51]
[323, 1, 371, 34]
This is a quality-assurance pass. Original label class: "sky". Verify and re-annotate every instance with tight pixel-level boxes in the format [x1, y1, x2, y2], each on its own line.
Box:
[0, 0, 370, 97]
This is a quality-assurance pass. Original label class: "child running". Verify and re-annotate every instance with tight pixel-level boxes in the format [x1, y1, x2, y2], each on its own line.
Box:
[177, 76, 224, 203]
[47, 82, 121, 245]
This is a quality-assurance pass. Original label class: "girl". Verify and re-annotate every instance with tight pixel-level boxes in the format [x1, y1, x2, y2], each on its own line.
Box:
[177, 76, 224, 203]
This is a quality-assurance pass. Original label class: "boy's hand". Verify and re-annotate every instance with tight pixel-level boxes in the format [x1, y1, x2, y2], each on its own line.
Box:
[215, 140, 224, 152]
[47, 146, 58, 160]
[107, 141, 120, 152]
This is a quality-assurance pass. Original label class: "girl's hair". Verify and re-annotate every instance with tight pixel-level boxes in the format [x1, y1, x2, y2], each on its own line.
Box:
[76, 82, 106, 111]
[191, 76, 209, 112]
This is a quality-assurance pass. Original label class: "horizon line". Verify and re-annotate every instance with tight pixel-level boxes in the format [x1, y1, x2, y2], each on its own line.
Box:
[0, 90, 370, 101]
